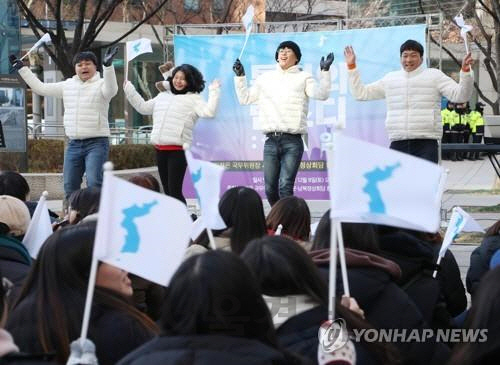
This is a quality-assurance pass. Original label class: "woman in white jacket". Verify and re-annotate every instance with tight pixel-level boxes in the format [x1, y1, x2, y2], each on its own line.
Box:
[124, 64, 220, 204]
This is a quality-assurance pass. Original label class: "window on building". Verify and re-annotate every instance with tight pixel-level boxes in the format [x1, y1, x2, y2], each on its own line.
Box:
[184, 0, 200, 11]
[213, 0, 225, 12]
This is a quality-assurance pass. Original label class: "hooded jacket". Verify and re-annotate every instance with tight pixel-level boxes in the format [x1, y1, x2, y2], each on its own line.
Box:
[234, 64, 330, 134]
[311, 248, 451, 365]
[124, 81, 219, 147]
[18, 66, 117, 140]
[347, 64, 473, 141]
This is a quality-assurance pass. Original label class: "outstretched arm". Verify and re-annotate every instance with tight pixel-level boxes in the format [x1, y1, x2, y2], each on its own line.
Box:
[437, 53, 474, 103]
[232, 59, 259, 104]
[101, 65, 118, 100]
[123, 81, 155, 115]
[345, 46, 385, 101]
[195, 80, 221, 118]
[17, 67, 64, 98]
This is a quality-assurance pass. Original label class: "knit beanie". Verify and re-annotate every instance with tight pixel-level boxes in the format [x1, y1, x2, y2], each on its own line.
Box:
[275, 41, 301, 63]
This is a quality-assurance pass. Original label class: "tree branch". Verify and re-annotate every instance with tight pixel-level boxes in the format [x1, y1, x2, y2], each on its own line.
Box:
[71, 0, 88, 55]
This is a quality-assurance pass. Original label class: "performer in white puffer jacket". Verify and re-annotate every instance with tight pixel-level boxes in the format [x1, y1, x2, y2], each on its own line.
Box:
[10, 49, 118, 202]
[124, 64, 220, 204]
[344, 40, 474, 163]
[233, 41, 333, 206]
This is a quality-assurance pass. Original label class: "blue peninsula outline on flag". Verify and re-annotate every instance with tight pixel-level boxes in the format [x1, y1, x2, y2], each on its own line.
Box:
[121, 200, 158, 253]
[363, 162, 401, 214]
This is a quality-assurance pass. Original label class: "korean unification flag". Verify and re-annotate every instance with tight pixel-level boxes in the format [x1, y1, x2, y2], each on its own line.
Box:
[185, 149, 226, 230]
[22, 192, 52, 258]
[329, 134, 446, 232]
[94, 174, 192, 286]
[439, 206, 483, 258]
[126, 38, 153, 62]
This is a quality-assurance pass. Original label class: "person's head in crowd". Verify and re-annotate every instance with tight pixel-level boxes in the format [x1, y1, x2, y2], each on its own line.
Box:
[128, 173, 161, 193]
[7, 221, 157, 363]
[160, 250, 277, 346]
[485, 220, 500, 238]
[0, 171, 30, 202]
[266, 196, 311, 243]
[312, 209, 380, 254]
[449, 266, 500, 364]
[0, 195, 31, 240]
[72, 51, 98, 82]
[242, 236, 327, 305]
[67, 187, 101, 224]
[399, 39, 424, 72]
[197, 186, 266, 254]
[476, 102, 485, 115]
[167, 64, 205, 95]
[447, 101, 454, 111]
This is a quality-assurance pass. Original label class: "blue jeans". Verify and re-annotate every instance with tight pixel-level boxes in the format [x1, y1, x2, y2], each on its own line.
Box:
[63, 137, 110, 200]
[263, 133, 304, 206]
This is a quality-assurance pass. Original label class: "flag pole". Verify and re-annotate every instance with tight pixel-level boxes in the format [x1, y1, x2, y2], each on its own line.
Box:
[336, 221, 350, 297]
[328, 217, 338, 321]
[79, 162, 114, 345]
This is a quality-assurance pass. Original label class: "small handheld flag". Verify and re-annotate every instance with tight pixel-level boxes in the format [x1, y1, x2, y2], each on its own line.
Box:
[238, 5, 255, 60]
[21, 33, 51, 60]
[454, 14, 473, 54]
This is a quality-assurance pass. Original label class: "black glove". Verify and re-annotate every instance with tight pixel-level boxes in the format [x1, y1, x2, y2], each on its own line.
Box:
[320, 52, 334, 71]
[233, 59, 245, 76]
[9, 54, 24, 72]
[103, 46, 118, 67]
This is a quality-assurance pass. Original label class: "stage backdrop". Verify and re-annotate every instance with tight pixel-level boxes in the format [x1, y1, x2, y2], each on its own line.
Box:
[175, 24, 426, 200]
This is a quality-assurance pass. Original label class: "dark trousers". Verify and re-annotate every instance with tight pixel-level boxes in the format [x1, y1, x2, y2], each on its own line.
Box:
[156, 149, 187, 204]
[389, 139, 438, 164]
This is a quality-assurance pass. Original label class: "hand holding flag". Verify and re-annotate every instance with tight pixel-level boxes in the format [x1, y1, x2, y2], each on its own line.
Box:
[22, 191, 53, 258]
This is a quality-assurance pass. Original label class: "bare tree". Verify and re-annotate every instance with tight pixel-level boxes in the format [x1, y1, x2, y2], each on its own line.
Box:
[425, 0, 500, 113]
[15, 0, 170, 78]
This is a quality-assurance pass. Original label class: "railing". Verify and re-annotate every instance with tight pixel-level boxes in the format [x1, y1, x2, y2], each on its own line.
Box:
[27, 123, 153, 145]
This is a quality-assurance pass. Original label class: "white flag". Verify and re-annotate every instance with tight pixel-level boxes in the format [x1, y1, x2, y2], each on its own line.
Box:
[439, 206, 483, 258]
[454, 14, 473, 53]
[185, 149, 226, 230]
[329, 134, 446, 232]
[21, 33, 51, 60]
[126, 38, 153, 62]
[22, 192, 52, 258]
[238, 5, 255, 60]
[94, 174, 192, 286]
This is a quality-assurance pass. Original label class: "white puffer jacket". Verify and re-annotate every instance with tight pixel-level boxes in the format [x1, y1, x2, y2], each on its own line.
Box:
[18, 65, 118, 139]
[124, 81, 220, 146]
[348, 64, 473, 141]
[234, 64, 331, 134]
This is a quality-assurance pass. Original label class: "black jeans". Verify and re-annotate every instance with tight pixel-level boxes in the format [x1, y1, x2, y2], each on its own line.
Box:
[389, 139, 438, 164]
[156, 149, 187, 204]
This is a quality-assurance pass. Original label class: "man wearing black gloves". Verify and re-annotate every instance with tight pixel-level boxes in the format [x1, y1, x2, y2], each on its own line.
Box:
[233, 41, 333, 206]
[10, 48, 118, 203]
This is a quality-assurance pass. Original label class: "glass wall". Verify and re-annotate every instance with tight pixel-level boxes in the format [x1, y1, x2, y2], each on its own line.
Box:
[0, 0, 20, 74]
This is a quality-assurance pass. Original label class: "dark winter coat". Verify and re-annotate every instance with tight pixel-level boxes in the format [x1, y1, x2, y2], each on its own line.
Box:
[7, 295, 154, 365]
[311, 248, 451, 365]
[466, 234, 500, 298]
[117, 334, 306, 365]
[0, 235, 31, 304]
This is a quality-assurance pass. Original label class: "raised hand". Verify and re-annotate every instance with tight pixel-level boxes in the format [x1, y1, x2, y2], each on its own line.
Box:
[103, 46, 118, 67]
[159, 61, 174, 74]
[210, 79, 221, 88]
[462, 52, 473, 71]
[233, 59, 245, 76]
[344, 46, 356, 67]
[9, 54, 24, 72]
[320, 52, 334, 71]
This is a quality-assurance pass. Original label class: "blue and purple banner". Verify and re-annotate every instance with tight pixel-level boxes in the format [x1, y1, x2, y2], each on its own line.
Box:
[176, 24, 426, 200]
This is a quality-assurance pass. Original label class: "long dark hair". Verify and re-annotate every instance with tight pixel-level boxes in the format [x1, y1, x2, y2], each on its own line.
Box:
[448, 266, 500, 364]
[168, 64, 205, 94]
[195, 186, 266, 254]
[0, 171, 30, 201]
[241, 236, 326, 304]
[68, 187, 101, 224]
[266, 196, 311, 241]
[242, 235, 401, 364]
[160, 250, 278, 348]
[312, 210, 380, 254]
[8, 222, 158, 362]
